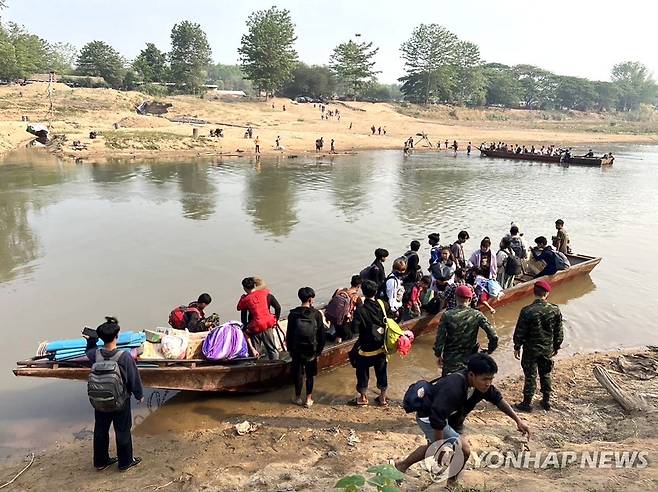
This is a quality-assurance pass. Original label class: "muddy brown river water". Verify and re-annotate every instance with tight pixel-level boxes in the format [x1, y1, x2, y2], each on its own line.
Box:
[1, 145, 657, 459]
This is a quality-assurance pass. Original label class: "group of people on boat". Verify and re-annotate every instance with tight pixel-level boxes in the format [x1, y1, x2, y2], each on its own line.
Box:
[80, 219, 572, 482]
[482, 142, 613, 161]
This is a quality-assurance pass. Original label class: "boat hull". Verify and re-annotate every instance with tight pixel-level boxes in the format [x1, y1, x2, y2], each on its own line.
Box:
[480, 149, 613, 166]
[14, 254, 601, 392]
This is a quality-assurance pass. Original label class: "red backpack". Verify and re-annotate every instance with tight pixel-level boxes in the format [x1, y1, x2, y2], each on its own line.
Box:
[168, 305, 201, 329]
[324, 289, 355, 326]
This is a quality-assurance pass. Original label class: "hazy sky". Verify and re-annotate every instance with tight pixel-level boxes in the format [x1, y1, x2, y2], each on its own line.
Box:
[3, 0, 657, 83]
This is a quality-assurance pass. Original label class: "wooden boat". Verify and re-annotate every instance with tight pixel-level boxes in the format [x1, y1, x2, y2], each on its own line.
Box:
[14, 253, 601, 392]
[479, 148, 614, 166]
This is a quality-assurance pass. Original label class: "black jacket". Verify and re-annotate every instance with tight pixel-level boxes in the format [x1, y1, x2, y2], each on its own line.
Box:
[403, 251, 420, 283]
[286, 306, 327, 357]
[368, 259, 386, 288]
[85, 337, 144, 401]
[419, 370, 503, 432]
[353, 299, 386, 352]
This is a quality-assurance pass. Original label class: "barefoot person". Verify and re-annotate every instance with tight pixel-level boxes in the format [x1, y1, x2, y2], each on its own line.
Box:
[395, 354, 530, 487]
[287, 287, 326, 408]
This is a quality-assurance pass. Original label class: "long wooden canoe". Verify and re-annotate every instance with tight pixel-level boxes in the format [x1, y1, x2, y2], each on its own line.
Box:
[13, 253, 601, 392]
[479, 148, 614, 166]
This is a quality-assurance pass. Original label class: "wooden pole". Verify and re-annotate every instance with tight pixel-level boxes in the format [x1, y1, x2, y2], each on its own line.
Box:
[593, 366, 648, 412]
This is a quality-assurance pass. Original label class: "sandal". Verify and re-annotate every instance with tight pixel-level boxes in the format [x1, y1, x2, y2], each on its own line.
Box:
[95, 457, 118, 471]
[375, 396, 389, 407]
[349, 397, 368, 406]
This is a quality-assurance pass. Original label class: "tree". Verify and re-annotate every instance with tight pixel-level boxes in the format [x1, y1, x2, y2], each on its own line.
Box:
[592, 81, 619, 112]
[281, 63, 335, 98]
[133, 42, 167, 83]
[206, 64, 252, 92]
[362, 82, 402, 102]
[482, 63, 522, 107]
[611, 61, 657, 111]
[399, 24, 459, 105]
[554, 76, 597, 111]
[46, 42, 77, 74]
[76, 40, 125, 88]
[514, 64, 557, 109]
[452, 41, 486, 106]
[238, 7, 298, 98]
[330, 39, 379, 99]
[170, 21, 212, 92]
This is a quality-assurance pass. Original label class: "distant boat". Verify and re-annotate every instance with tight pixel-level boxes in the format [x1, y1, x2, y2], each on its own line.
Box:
[14, 254, 602, 392]
[479, 148, 614, 166]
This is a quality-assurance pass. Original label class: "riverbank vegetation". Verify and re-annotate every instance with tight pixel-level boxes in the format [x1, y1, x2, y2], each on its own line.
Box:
[0, 3, 655, 116]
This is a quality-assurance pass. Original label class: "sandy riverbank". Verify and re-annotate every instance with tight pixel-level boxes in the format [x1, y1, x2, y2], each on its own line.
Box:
[0, 83, 655, 163]
[1, 349, 657, 491]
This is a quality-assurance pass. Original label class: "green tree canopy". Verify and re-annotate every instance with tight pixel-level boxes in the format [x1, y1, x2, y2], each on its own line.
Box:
[46, 42, 77, 74]
[238, 6, 298, 98]
[133, 42, 167, 83]
[482, 63, 522, 107]
[611, 61, 657, 111]
[281, 63, 335, 98]
[513, 64, 557, 109]
[170, 21, 212, 91]
[206, 64, 252, 92]
[453, 40, 486, 106]
[399, 24, 459, 104]
[76, 40, 125, 88]
[330, 39, 379, 99]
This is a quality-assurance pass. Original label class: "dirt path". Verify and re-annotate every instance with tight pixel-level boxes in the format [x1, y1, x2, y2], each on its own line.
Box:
[0, 84, 654, 163]
[2, 350, 657, 491]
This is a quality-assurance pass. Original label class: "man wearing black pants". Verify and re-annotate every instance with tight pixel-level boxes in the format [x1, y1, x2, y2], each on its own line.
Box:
[85, 317, 143, 471]
[286, 287, 327, 408]
[351, 280, 389, 407]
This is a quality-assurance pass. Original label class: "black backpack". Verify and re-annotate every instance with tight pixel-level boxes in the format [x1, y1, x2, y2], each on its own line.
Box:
[509, 237, 527, 259]
[87, 350, 128, 412]
[402, 377, 441, 413]
[290, 312, 318, 360]
[359, 264, 376, 282]
[503, 250, 523, 276]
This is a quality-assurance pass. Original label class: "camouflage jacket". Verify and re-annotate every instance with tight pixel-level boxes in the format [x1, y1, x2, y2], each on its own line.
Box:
[434, 306, 499, 372]
[513, 298, 564, 357]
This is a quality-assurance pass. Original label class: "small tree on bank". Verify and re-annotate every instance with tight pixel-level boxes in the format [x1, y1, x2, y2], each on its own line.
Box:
[239, 6, 298, 98]
[170, 21, 211, 92]
[330, 39, 379, 100]
[76, 40, 125, 88]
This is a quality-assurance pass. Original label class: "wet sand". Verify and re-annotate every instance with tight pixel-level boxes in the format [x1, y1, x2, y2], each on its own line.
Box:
[2, 350, 657, 491]
[0, 83, 655, 163]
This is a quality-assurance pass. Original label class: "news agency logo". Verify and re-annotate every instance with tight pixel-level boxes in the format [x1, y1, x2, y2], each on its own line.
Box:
[423, 437, 466, 482]
[423, 444, 649, 483]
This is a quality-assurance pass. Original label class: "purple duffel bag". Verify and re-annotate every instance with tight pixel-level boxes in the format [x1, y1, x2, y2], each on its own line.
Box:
[202, 321, 249, 360]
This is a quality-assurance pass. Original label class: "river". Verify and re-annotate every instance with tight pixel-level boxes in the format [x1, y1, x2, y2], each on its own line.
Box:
[1, 145, 657, 460]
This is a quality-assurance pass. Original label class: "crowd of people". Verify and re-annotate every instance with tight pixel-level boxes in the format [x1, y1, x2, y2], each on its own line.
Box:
[82, 219, 571, 484]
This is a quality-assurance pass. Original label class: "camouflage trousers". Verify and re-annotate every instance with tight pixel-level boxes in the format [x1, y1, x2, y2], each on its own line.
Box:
[441, 353, 470, 377]
[521, 353, 554, 400]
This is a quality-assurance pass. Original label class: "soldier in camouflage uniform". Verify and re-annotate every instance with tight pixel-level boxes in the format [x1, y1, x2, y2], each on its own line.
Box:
[434, 285, 498, 376]
[513, 280, 563, 412]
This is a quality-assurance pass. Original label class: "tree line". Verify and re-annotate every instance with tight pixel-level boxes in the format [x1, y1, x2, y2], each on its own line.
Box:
[0, 4, 655, 112]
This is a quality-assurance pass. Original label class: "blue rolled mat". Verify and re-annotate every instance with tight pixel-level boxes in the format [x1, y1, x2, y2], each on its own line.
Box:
[45, 332, 145, 352]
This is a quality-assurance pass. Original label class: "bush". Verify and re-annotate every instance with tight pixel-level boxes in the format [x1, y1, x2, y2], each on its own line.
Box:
[140, 83, 170, 97]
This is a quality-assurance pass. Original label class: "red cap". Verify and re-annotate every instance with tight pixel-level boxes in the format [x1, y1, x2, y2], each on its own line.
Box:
[455, 285, 474, 299]
[535, 280, 552, 293]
